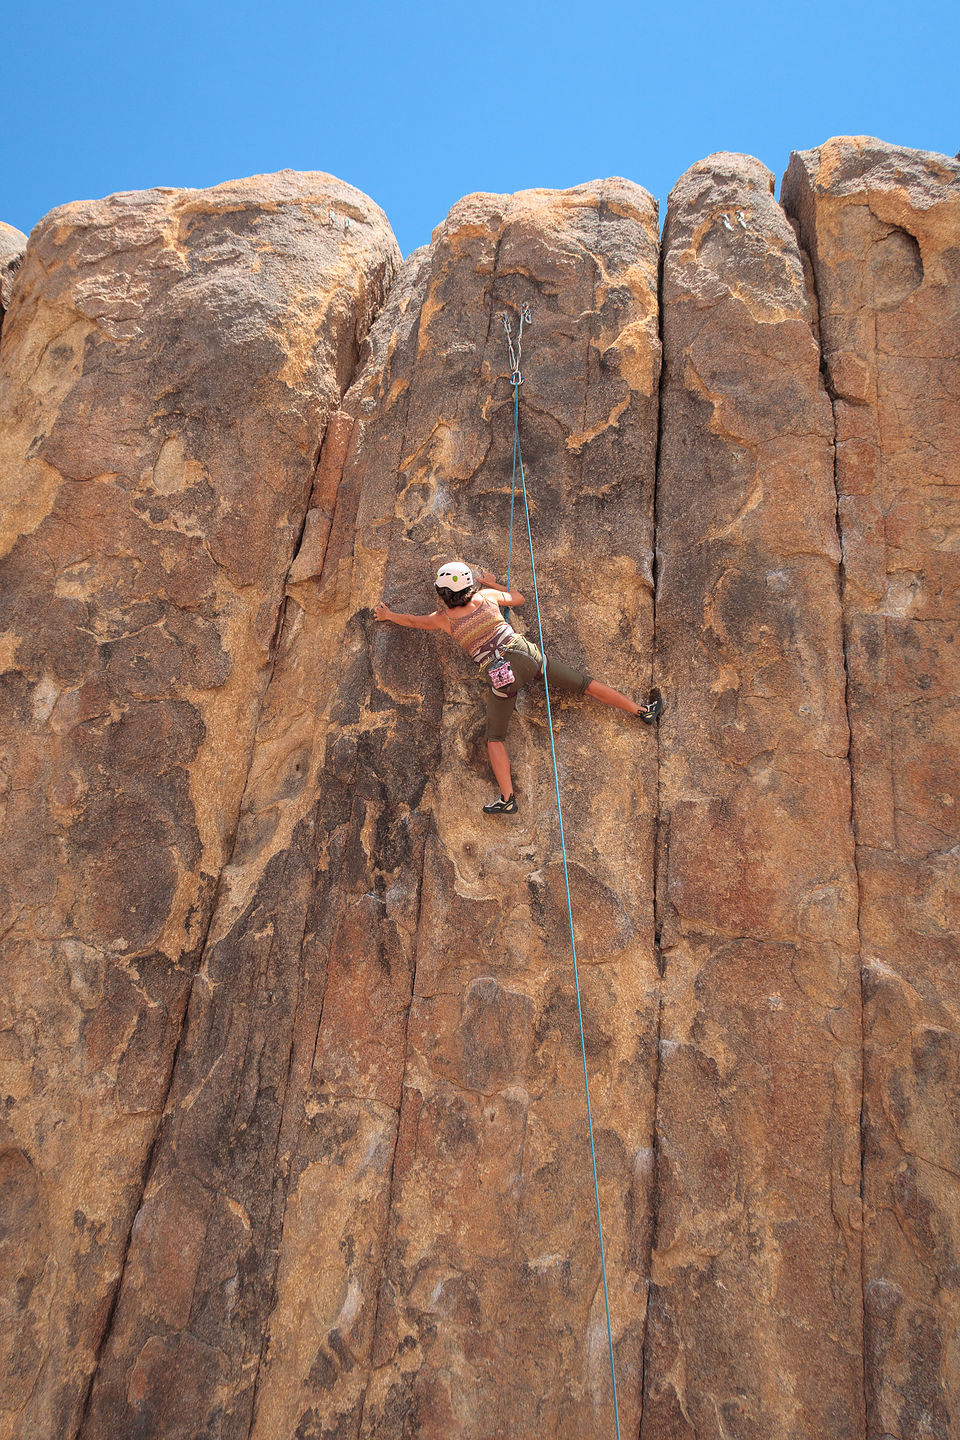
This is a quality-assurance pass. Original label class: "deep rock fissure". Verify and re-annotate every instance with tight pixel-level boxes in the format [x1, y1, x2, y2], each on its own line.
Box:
[242, 374, 419, 1436]
[243, 857, 315, 1440]
[78, 280, 394, 1437]
[637, 213, 669, 1440]
[355, 911, 426, 1436]
[73, 870, 226, 1440]
[315, 277, 433, 1433]
[792, 223, 871, 1435]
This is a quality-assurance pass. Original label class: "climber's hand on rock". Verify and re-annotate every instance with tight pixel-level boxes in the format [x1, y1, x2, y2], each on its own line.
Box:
[374, 602, 392, 621]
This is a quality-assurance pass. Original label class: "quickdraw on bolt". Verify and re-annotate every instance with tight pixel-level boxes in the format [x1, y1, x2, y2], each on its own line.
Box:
[500, 305, 531, 390]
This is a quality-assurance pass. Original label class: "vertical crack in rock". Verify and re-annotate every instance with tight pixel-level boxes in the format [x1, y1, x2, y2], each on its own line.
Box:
[353, 835, 435, 1440]
[352, 320, 433, 1440]
[242, 452, 380, 1440]
[347, 278, 439, 1440]
[72, 866, 227, 1440]
[74, 237, 441, 1440]
[0, 172, 399, 1440]
[239, 831, 335, 1440]
[648, 153, 863, 1439]
[782, 137, 960, 1440]
[640, 207, 669, 1440]
[784, 196, 871, 1433]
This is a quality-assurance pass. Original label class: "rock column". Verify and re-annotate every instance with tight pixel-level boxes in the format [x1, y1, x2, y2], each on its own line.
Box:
[649, 155, 864, 1438]
[784, 137, 960, 1440]
[0, 173, 398, 1440]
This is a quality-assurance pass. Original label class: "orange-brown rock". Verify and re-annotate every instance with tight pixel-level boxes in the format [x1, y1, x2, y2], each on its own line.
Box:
[1, 140, 959, 1440]
[649, 153, 863, 1439]
[79, 179, 663, 1440]
[783, 137, 960, 1440]
[0, 173, 398, 1439]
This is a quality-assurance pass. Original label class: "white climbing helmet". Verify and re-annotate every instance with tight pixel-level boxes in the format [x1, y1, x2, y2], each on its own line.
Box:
[436, 561, 474, 592]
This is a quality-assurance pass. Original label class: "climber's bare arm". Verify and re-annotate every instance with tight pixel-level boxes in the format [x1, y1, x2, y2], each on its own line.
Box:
[374, 602, 450, 632]
[469, 568, 524, 608]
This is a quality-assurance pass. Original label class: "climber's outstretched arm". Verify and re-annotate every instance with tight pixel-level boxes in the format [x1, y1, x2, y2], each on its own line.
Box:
[374, 602, 449, 632]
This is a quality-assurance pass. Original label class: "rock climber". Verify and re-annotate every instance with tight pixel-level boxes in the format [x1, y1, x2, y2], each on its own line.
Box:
[374, 561, 662, 815]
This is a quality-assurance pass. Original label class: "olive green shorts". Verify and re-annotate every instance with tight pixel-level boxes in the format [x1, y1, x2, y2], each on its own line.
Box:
[484, 634, 590, 742]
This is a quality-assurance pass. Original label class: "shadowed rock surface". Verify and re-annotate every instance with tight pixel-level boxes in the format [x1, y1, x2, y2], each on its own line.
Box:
[784, 136, 960, 1440]
[649, 152, 863, 1439]
[0, 220, 27, 317]
[0, 172, 399, 1440]
[79, 178, 663, 1440]
[0, 140, 958, 1440]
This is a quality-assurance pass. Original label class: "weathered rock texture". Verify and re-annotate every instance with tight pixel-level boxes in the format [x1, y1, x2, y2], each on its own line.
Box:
[79, 179, 663, 1440]
[784, 138, 960, 1440]
[0, 220, 27, 317]
[0, 173, 398, 1439]
[0, 140, 958, 1440]
[650, 153, 863, 1439]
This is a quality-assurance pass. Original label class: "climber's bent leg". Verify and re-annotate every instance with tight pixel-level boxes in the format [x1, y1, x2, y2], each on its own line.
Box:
[484, 670, 523, 811]
[486, 740, 514, 800]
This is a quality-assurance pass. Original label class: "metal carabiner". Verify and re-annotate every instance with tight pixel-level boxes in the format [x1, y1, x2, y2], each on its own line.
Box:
[511, 370, 523, 387]
[519, 301, 532, 324]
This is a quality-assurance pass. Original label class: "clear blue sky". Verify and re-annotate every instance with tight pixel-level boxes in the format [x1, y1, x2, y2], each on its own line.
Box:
[3, 0, 957, 256]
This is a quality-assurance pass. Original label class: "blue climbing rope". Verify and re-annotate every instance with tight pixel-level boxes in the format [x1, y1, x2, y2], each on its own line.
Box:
[503, 336, 622, 1440]
[504, 383, 519, 621]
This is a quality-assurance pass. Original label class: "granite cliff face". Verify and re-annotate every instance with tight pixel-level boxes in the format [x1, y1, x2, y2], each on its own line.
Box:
[651, 152, 862, 1439]
[0, 139, 958, 1440]
[0, 172, 399, 1438]
[783, 138, 960, 1440]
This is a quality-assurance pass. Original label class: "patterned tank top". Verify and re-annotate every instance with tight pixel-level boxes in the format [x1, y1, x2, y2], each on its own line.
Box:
[448, 597, 516, 668]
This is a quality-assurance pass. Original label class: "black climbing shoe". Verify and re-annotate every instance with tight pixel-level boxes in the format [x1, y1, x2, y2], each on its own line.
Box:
[483, 793, 518, 815]
[637, 688, 663, 725]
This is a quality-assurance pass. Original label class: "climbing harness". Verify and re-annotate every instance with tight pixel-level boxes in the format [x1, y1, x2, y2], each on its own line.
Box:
[499, 306, 623, 1440]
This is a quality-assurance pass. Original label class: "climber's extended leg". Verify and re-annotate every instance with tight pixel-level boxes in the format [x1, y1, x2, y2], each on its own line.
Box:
[585, 680, 662, 722]
[585, 679, 641, 715]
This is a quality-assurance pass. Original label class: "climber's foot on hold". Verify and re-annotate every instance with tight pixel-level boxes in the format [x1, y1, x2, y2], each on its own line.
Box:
[637, 688, 663, 725]
[483, 793, 518, 815]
